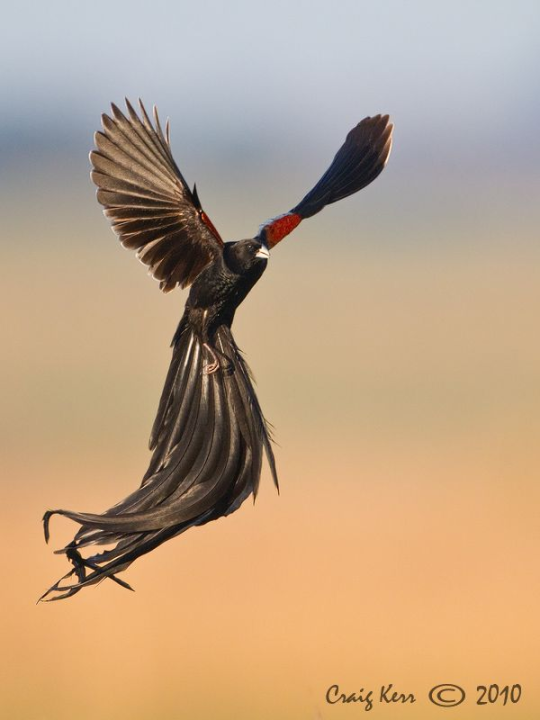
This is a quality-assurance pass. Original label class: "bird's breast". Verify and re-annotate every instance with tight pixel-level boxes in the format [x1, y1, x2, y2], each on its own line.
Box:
[185, 258, 266, 340]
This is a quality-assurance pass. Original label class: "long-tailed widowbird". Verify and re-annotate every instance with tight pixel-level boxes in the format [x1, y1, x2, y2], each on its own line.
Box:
[40, 100, 393, 601]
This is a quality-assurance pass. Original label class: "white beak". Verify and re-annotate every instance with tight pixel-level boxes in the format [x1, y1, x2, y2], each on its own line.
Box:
[255, 245, 270, 260]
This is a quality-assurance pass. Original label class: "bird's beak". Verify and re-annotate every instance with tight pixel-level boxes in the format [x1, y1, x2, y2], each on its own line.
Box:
[256, 244, 270, 260]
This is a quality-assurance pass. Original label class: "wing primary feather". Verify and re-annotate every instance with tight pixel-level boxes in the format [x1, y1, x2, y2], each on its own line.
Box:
[91, 99, 223, 292]
[258, 114, 393, 248]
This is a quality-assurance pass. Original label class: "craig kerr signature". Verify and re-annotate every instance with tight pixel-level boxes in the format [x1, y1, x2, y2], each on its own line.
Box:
[326, 684, 416, 712]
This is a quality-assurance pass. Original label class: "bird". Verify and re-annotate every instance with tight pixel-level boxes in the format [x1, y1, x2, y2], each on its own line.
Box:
[40, 99, 393, 601]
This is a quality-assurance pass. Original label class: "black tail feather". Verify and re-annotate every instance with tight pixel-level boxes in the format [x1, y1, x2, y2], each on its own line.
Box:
[40, 325, 277, 602]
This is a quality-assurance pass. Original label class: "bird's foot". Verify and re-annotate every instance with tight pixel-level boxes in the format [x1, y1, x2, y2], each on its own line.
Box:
[203, 343, 220, 375]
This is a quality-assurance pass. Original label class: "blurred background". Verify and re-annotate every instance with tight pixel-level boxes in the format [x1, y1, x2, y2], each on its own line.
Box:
[1, 1, 539, 718]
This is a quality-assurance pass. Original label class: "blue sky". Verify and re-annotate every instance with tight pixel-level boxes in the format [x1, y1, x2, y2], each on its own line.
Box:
[2, 0, 538, 167]
[1, 0, 539, 255]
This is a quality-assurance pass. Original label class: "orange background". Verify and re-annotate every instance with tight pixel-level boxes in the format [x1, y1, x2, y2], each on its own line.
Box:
[3, 184, 539, 718]
[1, 2, 539, 718]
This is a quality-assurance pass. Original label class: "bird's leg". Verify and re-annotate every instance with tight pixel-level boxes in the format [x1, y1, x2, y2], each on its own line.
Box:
[203, 343, 220, 375]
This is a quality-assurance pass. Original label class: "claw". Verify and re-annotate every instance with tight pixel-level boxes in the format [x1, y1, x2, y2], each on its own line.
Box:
[202, 343, 220, 375]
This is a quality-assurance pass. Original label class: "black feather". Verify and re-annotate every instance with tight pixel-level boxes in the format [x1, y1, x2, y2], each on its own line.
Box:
[40, 325, 276, 601]
[292, 115, 393, 219]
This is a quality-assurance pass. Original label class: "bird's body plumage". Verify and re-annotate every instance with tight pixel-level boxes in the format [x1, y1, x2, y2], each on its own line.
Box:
[41, 100, 393, 601]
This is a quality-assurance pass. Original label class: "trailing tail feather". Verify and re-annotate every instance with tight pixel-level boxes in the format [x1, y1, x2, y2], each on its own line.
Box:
[40, 323, 277, 601]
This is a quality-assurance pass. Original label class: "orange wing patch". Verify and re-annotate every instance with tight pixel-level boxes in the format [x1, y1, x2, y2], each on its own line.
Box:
[260, 212, 302, 248]
[199, 210, 223, 245]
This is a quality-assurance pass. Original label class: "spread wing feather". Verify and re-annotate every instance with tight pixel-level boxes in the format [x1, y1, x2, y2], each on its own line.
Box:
[259, 114, 393, 248]
[90, 99, 223, 291]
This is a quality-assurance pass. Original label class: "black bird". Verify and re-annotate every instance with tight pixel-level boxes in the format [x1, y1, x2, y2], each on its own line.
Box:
[40, 100, 393, 601]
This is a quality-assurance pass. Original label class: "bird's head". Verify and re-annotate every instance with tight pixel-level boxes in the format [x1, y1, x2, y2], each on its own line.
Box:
[225, 239, 270, 275]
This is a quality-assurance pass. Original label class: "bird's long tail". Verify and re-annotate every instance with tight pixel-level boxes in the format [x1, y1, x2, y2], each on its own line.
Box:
[40, 323, 277, 602]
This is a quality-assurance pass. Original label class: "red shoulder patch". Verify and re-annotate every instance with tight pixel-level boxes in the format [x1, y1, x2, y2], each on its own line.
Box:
[262, 213, 302, 248]
[200, 210, 224, 245]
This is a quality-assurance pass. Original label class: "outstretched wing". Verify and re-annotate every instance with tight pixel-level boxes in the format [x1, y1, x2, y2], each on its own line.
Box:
[90, 99, 223, 291]
[258, 114, 393, 248]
